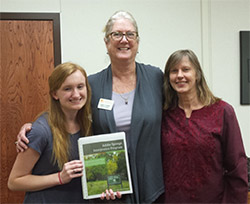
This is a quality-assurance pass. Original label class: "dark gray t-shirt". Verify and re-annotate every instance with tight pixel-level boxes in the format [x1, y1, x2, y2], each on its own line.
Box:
[23, 113, 88, 204]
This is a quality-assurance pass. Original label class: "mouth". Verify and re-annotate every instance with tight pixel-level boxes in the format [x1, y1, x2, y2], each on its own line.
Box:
[118, 47, 130, 51]
[176, 81, 187, 84]
[69, 98, 82, 103]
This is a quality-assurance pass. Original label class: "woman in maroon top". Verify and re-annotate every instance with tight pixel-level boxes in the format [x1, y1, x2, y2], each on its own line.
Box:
[161, 49, 248, 203]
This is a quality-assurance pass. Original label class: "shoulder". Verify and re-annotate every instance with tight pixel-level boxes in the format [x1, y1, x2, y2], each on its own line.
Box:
[136, 62, 163, 75]
[27, 113, 52, 154]
[88, 66, 110, 92]
[136, 62, 163, 84]
[27, 113, 51, 142]
[88, 66, 109, 82]
[210, 100, 236, 118]
[163, 107, 178, 117]
[215, 100, 234, 112]
[32, 113, 50, 133]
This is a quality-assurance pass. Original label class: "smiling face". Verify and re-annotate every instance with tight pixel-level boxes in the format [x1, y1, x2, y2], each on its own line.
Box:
[52, 70, 87, 114]
[169, 56, 197, 96]
[105, 18, 139, 64]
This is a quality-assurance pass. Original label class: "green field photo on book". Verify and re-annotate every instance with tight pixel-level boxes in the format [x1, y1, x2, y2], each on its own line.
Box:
[78, 132, 133, 199]
[84, 149, 130, 195]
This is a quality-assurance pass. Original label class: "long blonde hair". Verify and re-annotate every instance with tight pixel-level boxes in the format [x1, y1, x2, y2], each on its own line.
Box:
[48, 62, 92, 169]
[163, 49, 220, 110]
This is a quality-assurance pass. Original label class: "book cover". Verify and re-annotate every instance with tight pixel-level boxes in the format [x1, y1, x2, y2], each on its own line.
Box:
[78, 132, 133, 199]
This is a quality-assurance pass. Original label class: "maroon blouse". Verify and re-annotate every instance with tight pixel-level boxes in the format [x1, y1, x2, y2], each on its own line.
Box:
[161, 100, 248, 203]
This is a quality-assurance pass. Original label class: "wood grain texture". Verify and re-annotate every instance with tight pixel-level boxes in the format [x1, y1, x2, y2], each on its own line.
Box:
[248, 192, 250, 204]
[0, 20, 54, 203]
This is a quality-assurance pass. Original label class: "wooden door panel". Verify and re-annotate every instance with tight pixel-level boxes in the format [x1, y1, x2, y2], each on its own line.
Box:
[0, 17, 59, 203]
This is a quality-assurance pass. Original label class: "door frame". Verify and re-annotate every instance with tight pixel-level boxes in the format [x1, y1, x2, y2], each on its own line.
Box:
[0, 12, 61, 66]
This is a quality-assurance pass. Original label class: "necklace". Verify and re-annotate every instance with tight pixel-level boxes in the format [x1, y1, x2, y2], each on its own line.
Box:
[119, 93, 130, 105]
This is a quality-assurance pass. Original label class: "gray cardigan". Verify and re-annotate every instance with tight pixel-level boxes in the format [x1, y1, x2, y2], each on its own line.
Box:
[88, 62, 164, 203]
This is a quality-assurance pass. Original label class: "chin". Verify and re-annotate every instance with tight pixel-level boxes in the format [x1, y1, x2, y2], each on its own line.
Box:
[117, 54, 132, 59]
[72, 104, 86, 110]
[176, 89, 188, 94]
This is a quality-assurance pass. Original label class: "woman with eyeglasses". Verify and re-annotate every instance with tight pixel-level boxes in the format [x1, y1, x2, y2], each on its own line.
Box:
[15, 11, 164, 203]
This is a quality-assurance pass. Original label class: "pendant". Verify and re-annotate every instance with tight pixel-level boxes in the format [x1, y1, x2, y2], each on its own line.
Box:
[119, 93, 129, 105]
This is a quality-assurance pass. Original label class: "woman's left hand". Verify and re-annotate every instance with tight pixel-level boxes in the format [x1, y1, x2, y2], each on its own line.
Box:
[100, 189, 122, 200]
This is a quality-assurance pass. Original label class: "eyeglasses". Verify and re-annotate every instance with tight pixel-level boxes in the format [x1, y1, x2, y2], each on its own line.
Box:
[109, 31, 138, 41]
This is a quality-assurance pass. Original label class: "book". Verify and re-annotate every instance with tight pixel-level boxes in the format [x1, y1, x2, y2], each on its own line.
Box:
[78, 132, 133, 199]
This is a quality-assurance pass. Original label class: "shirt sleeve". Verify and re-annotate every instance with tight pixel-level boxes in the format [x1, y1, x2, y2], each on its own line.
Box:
[27, 115, 50, 155]
[221, 103, 248, 203]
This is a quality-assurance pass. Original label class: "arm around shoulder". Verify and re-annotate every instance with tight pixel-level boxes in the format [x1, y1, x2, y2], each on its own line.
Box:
[16, 123, 32, 153]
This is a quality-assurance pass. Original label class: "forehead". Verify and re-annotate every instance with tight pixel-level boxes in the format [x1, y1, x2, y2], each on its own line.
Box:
[112, 18, 135, 31]
[170, 56, 195, 71]
[174, 56, 192, 66]
[180, 55, 191, 64]
[63, 70, 86, 84]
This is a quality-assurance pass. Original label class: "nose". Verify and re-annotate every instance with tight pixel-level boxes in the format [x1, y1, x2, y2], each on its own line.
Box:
[177, 70, 184, 78]
[120, 34, 129, 42]
[72, 88, 80, 97]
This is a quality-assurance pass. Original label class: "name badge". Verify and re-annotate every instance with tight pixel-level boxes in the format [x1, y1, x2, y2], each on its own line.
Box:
[97, 98, 114, 110]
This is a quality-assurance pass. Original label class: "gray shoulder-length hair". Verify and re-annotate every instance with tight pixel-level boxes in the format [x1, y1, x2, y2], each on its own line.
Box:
[103, 10, 139, 42]
[163, 49, 220, 110]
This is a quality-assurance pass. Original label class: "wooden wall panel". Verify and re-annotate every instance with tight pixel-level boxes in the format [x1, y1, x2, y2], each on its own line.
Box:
[0, 20, 55, 203]
[248, 192, 250, 204]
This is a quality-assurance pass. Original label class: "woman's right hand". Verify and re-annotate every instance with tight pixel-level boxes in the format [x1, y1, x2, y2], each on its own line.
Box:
[100, 189, 122, 200]
[59, 160, 83, 184]
[16, 123, 32, 153]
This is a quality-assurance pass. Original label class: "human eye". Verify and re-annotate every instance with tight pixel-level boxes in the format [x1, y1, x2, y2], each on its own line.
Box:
[183, 67, 190, 72]
[63, 87, 71, 91]
[78, 84, 85, 89]
[112, 32, 122, 39]
[170, 68, 178, 73]
[126, 32, 136, 39]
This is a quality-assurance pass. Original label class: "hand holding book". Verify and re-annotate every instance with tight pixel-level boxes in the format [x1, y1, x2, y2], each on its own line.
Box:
[58, 160, 83, 185]
[100, 189, 122, 200]
[78, 132, 133, 199]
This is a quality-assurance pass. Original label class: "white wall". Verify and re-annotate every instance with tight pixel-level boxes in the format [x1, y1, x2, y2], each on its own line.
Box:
[1, 0, 250, 155]
[209, 0, 250, 156]
[60, 0, 202, 74]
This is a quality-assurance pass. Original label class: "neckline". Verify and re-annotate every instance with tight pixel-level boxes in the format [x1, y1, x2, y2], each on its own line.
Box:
[113, 89, 135, 95]
[113, 89, 135, 105]
[68, 130, 80, 136]
[177, 105, 205, 119]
